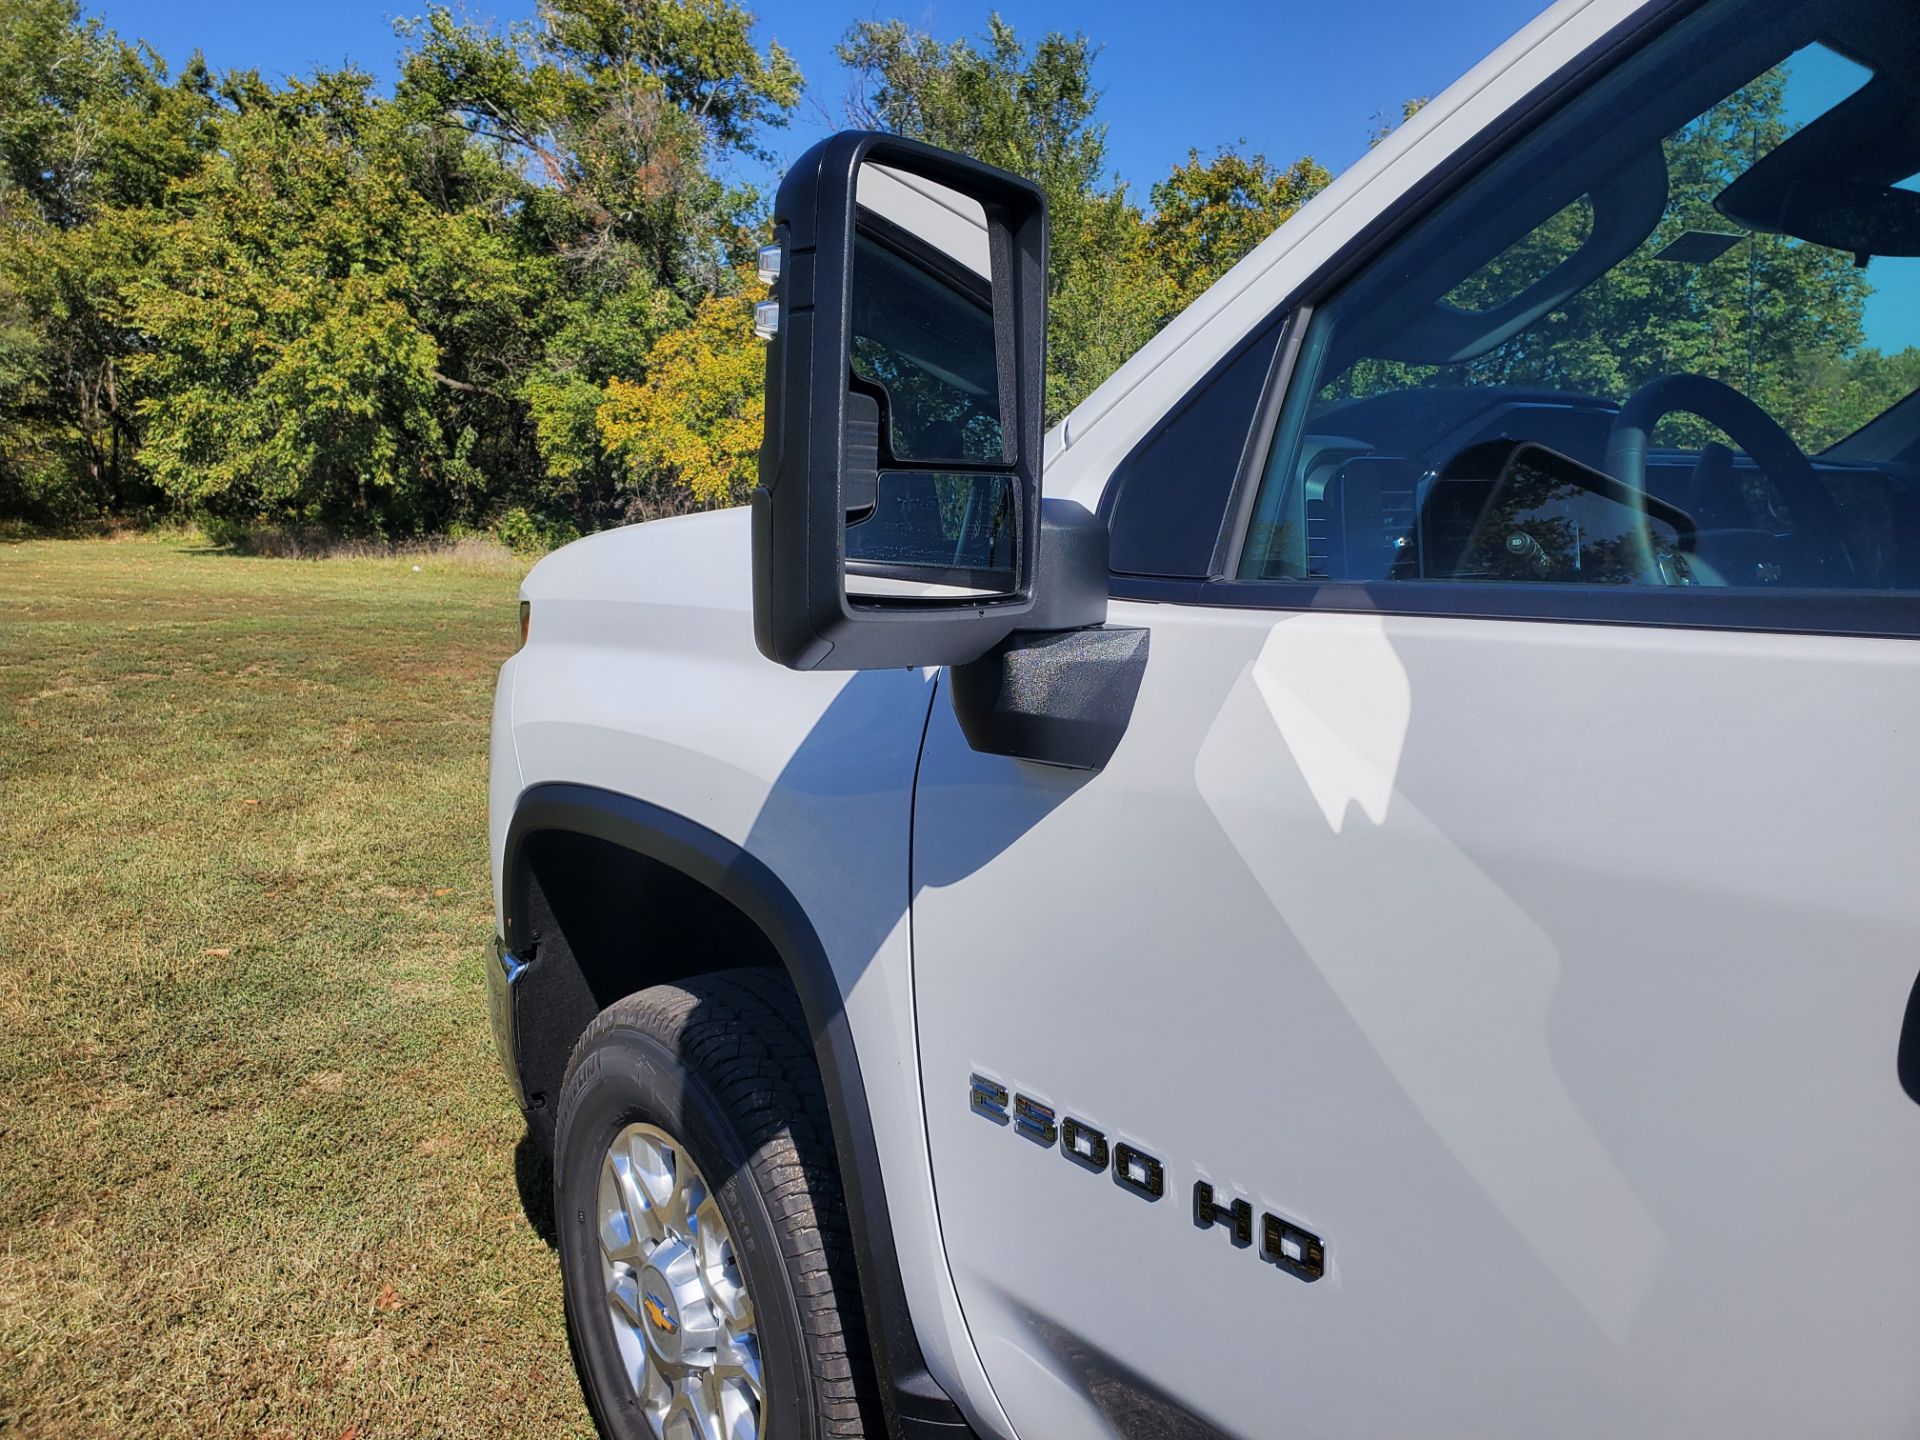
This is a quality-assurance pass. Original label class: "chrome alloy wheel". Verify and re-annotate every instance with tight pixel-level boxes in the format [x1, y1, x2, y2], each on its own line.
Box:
[597, 1123, 764, 1439]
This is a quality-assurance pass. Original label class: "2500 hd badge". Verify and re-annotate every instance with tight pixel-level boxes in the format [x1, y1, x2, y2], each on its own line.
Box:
[969, 1074, 1326, 1282]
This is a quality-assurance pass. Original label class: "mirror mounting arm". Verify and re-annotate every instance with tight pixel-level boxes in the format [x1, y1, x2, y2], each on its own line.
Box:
[949, 500, 1150, 772]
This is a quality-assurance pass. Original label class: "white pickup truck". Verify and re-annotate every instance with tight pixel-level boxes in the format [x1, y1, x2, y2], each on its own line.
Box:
[487, 0, 1920, 1435]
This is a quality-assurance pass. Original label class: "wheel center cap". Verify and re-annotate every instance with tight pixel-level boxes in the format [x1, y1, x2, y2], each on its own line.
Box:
[636, 1262, 684, 1361]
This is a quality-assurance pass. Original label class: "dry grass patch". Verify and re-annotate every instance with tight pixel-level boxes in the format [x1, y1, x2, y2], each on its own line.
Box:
[0, 535, 592, 1438]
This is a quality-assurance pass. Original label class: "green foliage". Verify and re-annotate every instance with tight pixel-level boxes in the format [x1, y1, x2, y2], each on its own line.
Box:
[4, 3, 1903, 541]
[1147, 148, 1331, 313]
[839, 13, 1143, 418]
[839, 14, 1106, 246]
[495, 504, 582, 553]
[837, 16, 1333, 419]
[596, 276, 767, 510]
[517, 246, 684, 527]
[0, 0, 218, 522]
[0, 0, 1394, 533]
[0, 0, 214, 221]
[394, 0, 795, 528]
[1041, 184, 1164, 420]
[0, 0, 797, 534]
[397, 0, 794, 292]
[126, 70, 541, 532]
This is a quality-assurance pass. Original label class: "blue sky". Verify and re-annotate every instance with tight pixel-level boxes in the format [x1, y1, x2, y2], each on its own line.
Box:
[100, 0, 1546, 197]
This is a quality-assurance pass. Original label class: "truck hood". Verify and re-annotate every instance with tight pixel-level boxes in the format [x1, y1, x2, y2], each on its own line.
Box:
[520, 507, 754, 610]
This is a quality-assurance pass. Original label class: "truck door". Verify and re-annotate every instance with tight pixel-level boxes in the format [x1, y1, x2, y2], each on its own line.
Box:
[910, 2, 1920, 1434]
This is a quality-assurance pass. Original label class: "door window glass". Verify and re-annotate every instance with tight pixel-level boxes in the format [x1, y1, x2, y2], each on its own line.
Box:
[1240, 0, 1920, 597]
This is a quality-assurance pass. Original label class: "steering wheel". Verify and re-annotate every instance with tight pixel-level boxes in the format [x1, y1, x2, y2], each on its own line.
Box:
[1602, 373, 1852, 580]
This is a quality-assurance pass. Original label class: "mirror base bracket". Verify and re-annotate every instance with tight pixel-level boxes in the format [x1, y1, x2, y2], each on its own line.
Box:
[949, 625, 1149, 771]
[947, 496, 1145, 771]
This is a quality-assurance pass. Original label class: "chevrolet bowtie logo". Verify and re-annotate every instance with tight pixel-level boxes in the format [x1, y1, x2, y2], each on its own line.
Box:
[642, 1291, 679, 1335]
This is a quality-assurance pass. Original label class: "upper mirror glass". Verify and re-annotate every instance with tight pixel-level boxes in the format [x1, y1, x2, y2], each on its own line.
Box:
[849, 162, 1006, 466]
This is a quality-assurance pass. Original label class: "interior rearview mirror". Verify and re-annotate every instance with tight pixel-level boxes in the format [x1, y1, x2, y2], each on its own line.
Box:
[1718, 175, 1920, 261]
[752, 133, 1049, 671]
[1771, 179, 1920, 260]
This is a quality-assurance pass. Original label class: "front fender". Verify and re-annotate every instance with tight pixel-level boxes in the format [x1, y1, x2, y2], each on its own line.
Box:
[494, 509, 1014, 1439]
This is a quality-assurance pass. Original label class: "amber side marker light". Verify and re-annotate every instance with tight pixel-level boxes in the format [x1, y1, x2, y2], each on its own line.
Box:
[519, 600, 531, 649]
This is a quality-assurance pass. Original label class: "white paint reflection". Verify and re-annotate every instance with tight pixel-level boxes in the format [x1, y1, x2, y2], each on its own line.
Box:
[1249, 614, 1412, 832]
[1197, 612, 1663, 1342]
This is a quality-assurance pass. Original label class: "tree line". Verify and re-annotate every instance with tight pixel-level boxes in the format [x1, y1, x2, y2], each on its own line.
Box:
[0, 0, 1335, 544]
[4, 0, 1910, 547]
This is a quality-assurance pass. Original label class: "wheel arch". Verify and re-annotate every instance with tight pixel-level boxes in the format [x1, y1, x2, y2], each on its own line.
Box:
[500, 781, 975, 1439]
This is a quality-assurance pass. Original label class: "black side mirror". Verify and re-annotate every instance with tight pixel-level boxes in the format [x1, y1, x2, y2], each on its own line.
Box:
[752, 132, 1049, 671]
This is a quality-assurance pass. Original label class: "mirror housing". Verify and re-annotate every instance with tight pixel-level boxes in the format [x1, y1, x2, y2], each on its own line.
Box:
[752, 132, 1049, 671]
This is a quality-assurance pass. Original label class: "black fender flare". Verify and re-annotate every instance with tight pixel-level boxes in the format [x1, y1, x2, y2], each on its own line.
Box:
[503, 782, 974, 1438]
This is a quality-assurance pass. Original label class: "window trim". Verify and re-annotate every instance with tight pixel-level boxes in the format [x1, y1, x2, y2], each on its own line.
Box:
[855, 208, 993, 311]
[1109, 572, 1920, 640]
[1215, 305, 1311, 579]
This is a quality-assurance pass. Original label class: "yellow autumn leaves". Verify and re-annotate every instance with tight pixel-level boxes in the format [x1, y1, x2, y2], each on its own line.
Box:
[596, 277, 770, 509]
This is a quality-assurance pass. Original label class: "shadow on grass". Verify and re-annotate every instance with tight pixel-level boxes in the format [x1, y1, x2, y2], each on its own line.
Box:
[514, 1127, 559, 1248]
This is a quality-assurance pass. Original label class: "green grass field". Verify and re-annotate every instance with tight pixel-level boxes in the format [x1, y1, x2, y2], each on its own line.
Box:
[0, 535, 595, 1437]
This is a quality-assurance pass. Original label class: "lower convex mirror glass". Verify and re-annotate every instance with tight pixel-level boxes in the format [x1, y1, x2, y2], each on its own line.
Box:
[846, 471, 1019, 598]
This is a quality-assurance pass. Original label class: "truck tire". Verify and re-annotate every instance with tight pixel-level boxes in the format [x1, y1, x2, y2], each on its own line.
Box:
[553, 971, 875, 1440]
